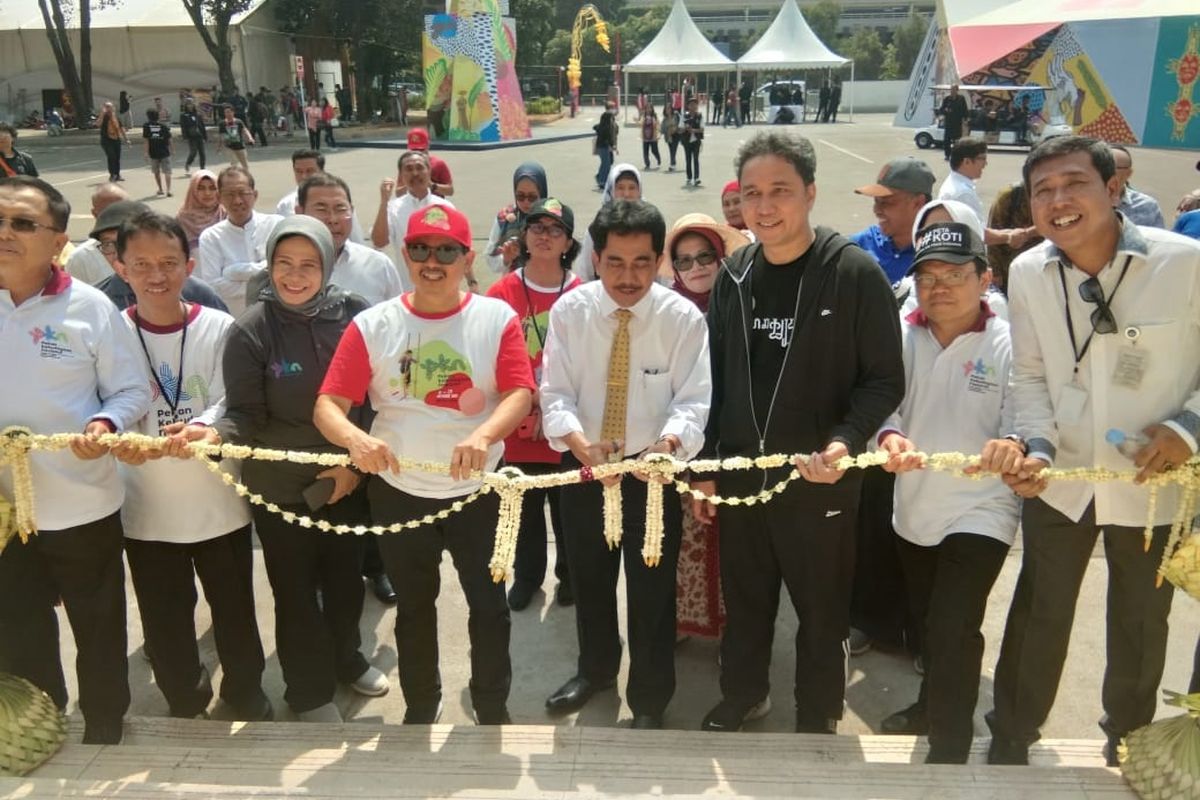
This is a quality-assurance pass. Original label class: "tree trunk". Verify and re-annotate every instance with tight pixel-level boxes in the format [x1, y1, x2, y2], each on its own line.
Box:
[180, 1, 242, 95]
[80, 0, 94, 112]
[37, 0, 88, 127]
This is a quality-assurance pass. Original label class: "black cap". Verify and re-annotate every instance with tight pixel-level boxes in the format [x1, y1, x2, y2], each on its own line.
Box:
[90, 200, 151, 239]
[524, 197, 574, 238]
[908, 222, 986, 274]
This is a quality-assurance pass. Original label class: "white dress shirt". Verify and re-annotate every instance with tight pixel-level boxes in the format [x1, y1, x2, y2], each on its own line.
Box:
[196, 211, 283, 318]
[937, 170, 985, 227]
[386, 192, 454, 267]
[332, 240, 406, 304]
[276, 189, 368, 244]
[64, 239, 115, 286]
[540, 281, 711, 460]
[1008, 216, 1200, 525]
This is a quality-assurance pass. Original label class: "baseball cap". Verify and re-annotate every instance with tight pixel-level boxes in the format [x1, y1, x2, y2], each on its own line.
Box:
[525, 197, 575, 238]
[908, 222, 986, 274]
[855, 157, 936, 198]
[721, 179, 740, 197]
[407, 128, 431, 151]
[405, 204, 471, 250]
[90, 200, 151, 238]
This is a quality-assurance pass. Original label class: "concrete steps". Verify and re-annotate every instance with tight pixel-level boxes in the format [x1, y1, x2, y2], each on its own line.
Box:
[0, 717, 1134, 799]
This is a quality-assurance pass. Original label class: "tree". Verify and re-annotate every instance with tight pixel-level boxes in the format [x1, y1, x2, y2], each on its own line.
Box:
[838, 28, 885, 80]
[803, 0, 841, 49]
[891, 9, 930, 78]
[180, 0, 253, 95]
[513, 0, 556, 68]
[880, 43, 901, 80]
[37, 0, 115, 125]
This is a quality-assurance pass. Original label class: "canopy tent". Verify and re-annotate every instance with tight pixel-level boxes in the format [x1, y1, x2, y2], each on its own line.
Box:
[736, 0, 849, 70]
[624, 0, 734, 73]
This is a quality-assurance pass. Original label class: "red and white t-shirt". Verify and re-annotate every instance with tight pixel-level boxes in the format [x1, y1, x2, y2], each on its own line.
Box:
[321, 292, 535, 498]
[486, 268, 580, 463]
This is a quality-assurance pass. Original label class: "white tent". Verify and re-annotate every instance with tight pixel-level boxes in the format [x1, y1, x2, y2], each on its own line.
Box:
[624, 0, 734, 73]
[736, 0, 850, 70]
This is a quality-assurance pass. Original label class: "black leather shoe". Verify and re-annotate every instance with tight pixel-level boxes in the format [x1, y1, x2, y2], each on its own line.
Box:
[230, 689, 274, 722]
[554, 581, 574, 607]
[476, 707, 513, 725]
[987, 736, 1030, 765]
[82, 719, 123, 745]
[1103, 733, 1122, 767]
[545, 676, 614, 714]
[631, 714, 663, 729]
[881, 702, 928, 735]
[507, 580, 537, 611]
[370, 573, 397, 605]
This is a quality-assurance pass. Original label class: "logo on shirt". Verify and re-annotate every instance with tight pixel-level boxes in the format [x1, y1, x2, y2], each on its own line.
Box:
[29, 325, 72, 360]
[521, 311, 550, 359]
[269, 359, 303, 378]
[753, 316, 795, 349]
[963, 358, 999, 394]
[388, 336, 483, 415]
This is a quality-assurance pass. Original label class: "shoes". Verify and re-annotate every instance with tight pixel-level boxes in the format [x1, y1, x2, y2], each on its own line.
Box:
[795, 715, 838, 734]
[848, 627, 872, 656]
[507, 580, 537, 611]
[475, 707, 512, 725]
[986, 736, 1030, 765]
[684, 179, 693, 187]
[82, 719, 124, 745]
[881, 702, 928, 735]
[229, 689, 274, 721]
[631, 714, 663, 729]
[554, 581, 574, 607]
[156, 190, 165, 197]
[369, 573, 397, 604]
[545, 675, 615, 714]
[350, 666, 390, 697]
[693, 179, 702, 187]
[297, 701, 343, 723]
[1103, 733, 1122, 767]
[700, 696, 772, 732]
[925, 747, 967, 765]
[403, 700, 444, 724]
[167, 191, 173, 197]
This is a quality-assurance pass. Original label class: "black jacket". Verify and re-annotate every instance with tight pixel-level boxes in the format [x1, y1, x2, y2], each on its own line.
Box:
[216, 295, 370, 505]
[179, 110, 207, 140]
[701, 228, 904, 468]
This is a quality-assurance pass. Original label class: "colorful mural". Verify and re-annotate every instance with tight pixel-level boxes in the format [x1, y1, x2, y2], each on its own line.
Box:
[422, 0, 531, 143]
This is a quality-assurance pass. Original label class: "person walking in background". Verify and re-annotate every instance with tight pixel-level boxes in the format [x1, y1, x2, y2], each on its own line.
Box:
[682, 97, 704, 188]
[179, 97, 208, 173]
[119, 90, 133, 128]
[828, 80, 842, 123]
[0, 123, 38, 177]
[938, 84, 968, 161]
[641, 107, 661, 171]
[98, 101, 130, 182]
[594, 104, 617, 191]
[661, 101, 680, 173]
[305, 98, 323, 151]
[142, 108, 174, 198]
[723, 86, 740, 128]
[248, 94, 270, 148]
[321, 99, 338, 150]
[484, 162, 547, 274]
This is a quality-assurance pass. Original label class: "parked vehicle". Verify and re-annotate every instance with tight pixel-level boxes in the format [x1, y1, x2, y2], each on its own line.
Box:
[914, 84, 1072, 150]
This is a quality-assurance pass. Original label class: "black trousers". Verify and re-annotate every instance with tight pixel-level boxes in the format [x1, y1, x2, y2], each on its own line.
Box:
[1191, 636, 1200, 694]
[683, 140, 701, 181]
[717, 472, 858, 724]
[943, 123, 963, 159]
[0, 513, 128, 727]
[666, 136, 679, 167]
[125, 526, 265, 718]
[101, 137, 122, 178]
[184, 137, 206, 169]
[307, 128, 321, 150]
[558, 458, 682, 717]
[896, 532, 1009, 762]
[369, 478, 510, 718]
[250, 122, 268, 146]
[510, 462, 570, 591]
[641, 140, 661, 168]
[251, 495, 368, 713]
[850, 469, 912, 649]
[990, 498, 1175, 744]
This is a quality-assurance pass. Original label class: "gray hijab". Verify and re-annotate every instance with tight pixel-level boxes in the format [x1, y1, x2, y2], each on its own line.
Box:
[259, 215, 348, 317]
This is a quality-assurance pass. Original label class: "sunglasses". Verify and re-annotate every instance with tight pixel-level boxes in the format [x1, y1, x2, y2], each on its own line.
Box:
[1078, 277, 1118, 335]
[527, 222, 566, 239]
[672, 250, 718, 272]
[0, 216, 61, 235]
[406, 242, 465, 265]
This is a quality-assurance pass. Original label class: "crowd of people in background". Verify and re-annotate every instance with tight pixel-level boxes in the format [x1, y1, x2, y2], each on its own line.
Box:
[2, 101, 1200, 777]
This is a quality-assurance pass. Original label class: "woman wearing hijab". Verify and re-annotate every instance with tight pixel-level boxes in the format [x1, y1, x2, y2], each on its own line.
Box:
[484, 161, 547, 275]
[486, 198, 582, 611]
[176, 169, 226, 254]
[574, 163, 645, 281]
[661, 214, 748, 639]
[217, 216, 388, 724]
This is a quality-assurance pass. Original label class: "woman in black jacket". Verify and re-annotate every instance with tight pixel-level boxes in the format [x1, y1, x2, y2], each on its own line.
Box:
[217, 216, 388, 723]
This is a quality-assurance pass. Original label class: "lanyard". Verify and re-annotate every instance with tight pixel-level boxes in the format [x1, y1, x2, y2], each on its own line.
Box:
[1058, 254, 1131, 375]
[134, 304, 189, 420]
[519, 268, 567, 351]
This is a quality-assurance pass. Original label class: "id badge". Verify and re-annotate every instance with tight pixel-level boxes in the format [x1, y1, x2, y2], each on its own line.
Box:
[1058, 382, 1089, 426]
[1112, 328, 1150, 391]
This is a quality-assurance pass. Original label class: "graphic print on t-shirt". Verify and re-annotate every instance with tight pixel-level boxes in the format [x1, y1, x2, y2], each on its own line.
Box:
[752, 315, 795, 349]
[29, 325, 73, 359]
[388, 333, 483, 415]
[147, 365, 211, 433]
[521, 310, 551, 359]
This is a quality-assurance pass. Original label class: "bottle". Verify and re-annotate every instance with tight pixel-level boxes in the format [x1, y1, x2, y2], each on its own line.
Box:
[1106, 428, 1149, 459]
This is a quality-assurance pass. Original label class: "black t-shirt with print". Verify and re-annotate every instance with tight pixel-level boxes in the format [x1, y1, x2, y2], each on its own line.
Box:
[748, 245, 810, 423]
[142, 122, 171, 159]
[219, 119, 246, 150]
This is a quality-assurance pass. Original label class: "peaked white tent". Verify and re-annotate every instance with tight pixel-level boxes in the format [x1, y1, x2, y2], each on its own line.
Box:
[625, 0, 734, 73]
[737, 0, 850, 70]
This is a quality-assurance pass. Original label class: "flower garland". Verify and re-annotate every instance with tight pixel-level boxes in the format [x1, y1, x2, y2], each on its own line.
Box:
[4, 427, 1200, 586]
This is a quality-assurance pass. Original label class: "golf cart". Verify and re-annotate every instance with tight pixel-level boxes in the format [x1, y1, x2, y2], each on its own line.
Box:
[913, 84, 1073, 150]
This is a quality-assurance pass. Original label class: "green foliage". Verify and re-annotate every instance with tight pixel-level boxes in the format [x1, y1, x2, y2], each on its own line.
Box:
[837, 28, 886, 80]
[513, 0, 556, 68]
[803, 0, 842, 48]
[525, 96, 562, 115]
[881, 43, 902, 80]
[891, 9, 931, 79]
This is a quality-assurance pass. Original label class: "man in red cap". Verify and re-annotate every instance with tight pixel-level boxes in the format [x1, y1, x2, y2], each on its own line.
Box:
[315, 203, 535, 725]
[406, 128, 454, 198]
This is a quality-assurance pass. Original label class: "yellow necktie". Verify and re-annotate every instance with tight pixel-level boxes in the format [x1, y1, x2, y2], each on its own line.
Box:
[600, 309, 632, 457]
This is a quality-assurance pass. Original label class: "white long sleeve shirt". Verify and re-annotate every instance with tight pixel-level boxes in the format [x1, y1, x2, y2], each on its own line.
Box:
[332, 241, 406, 303]
[196, 211, 283, 317]
[275, 189, 368, 244]
[385, 192, 454, 267]
[1008, 216, 1200, 525]
[936, 171, 985, 227]
[118, 304, 251, 542]
[540, 281, 711, 460]
[0, 268, 151, 530]
[880, 306, 1019, 547]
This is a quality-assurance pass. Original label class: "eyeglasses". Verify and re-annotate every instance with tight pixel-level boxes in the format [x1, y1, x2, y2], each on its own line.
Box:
[406, 242, 465, 264]
[97, 240, 118, 255]
[672, 250, 718, 272]
[514, 192, 540, 204]
[527, 222, 566, 239]
[913, 269, 975, 289]
[307, 204, 353, 220]
[0, 216, 61, 235]
[1079, 276, 1118, 335]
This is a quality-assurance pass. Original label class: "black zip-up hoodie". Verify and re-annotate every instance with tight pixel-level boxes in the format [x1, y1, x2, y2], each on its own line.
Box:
[216, 296, 370, 505]
[701, 227, 905, 487]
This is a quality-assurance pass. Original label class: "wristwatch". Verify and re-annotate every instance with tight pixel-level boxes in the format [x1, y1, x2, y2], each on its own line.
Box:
[1004, 434, 1028, 455]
